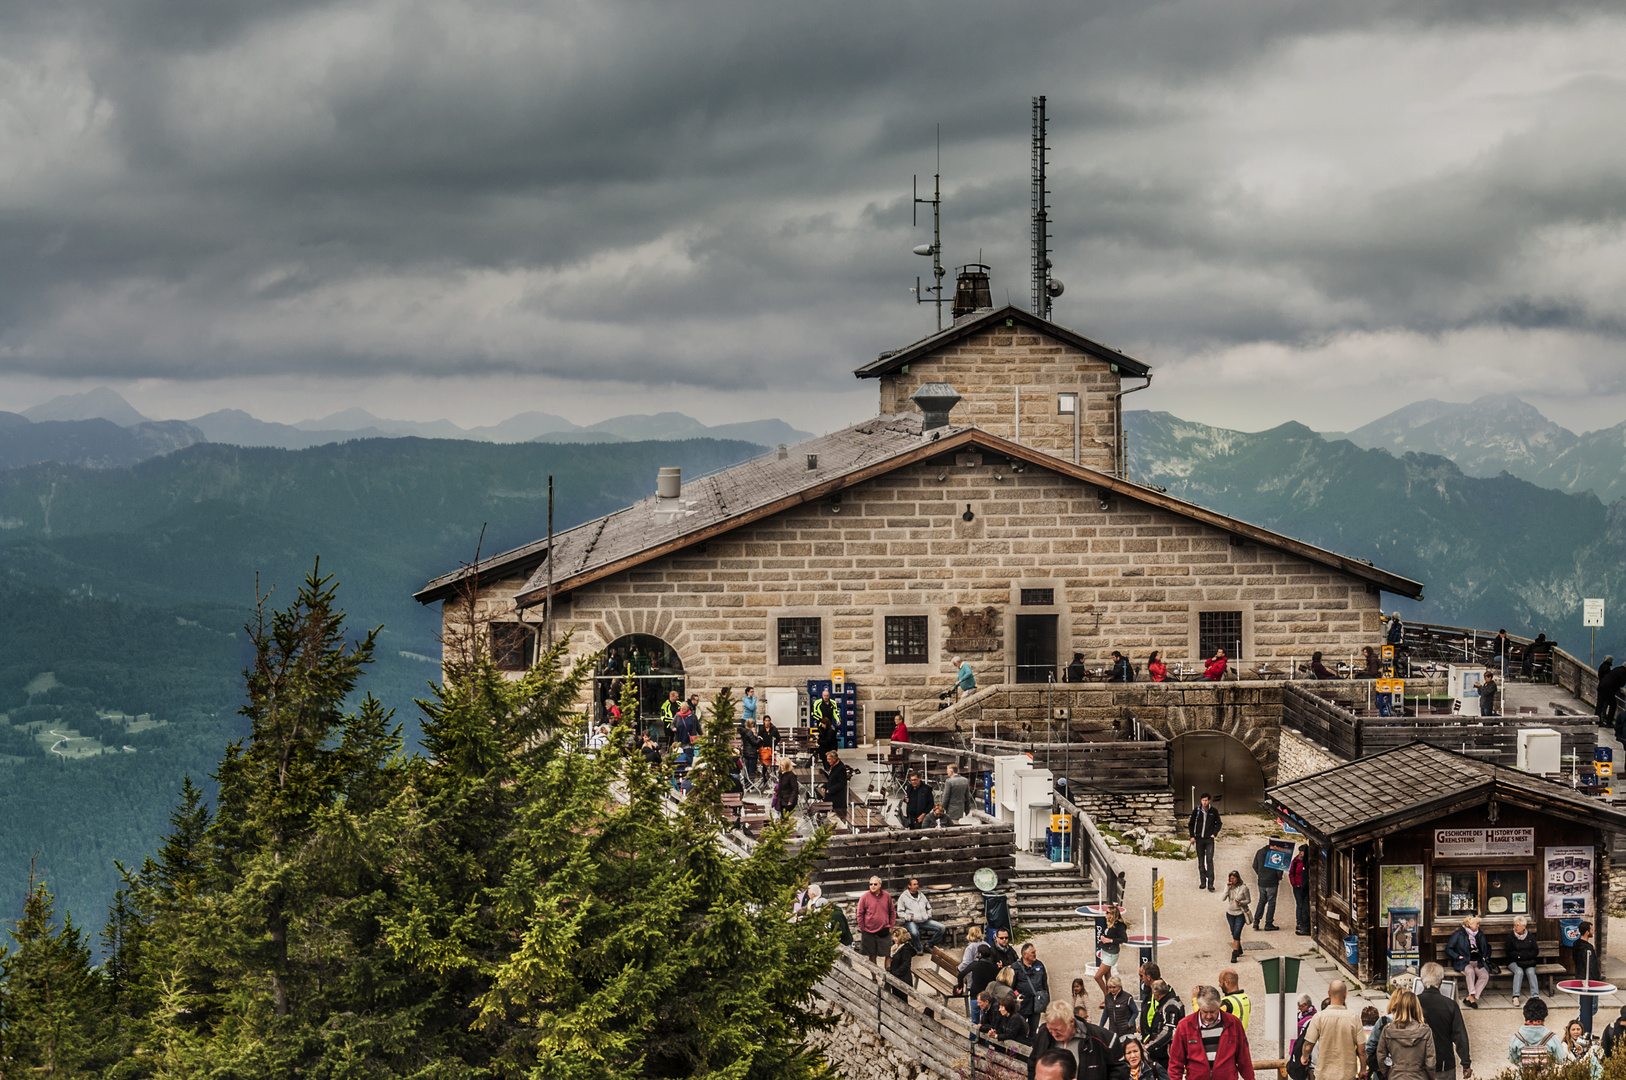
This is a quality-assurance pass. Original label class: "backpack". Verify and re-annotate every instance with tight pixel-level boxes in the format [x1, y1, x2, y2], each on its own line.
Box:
[1519, 1032, 1555, 1075]
[1286, 1032, 1310, 1080]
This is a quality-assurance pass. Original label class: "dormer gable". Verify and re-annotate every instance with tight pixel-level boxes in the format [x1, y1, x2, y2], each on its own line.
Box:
[854, 305, 1150, 475]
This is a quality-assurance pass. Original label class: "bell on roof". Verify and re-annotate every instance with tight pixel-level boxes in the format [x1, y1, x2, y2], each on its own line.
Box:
[911, 383, 962, 431]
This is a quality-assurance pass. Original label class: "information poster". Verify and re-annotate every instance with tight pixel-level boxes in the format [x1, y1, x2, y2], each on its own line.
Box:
[1543, 846, 1594, 918]
[1388, 908, 1421, 978]
[1380, 864, 1425, 915]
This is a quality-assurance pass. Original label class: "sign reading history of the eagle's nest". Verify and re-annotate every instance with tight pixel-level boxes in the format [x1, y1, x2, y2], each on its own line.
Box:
[945, 606, 1000, 652]
[1434, 828, 1535, 858]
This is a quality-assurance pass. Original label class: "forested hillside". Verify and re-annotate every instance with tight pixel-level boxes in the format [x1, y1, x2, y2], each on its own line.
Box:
[0, 436, 763, 929]
[1127, 410, 1626, 656]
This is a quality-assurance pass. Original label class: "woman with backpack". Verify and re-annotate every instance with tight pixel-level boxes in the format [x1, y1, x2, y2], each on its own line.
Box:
[1374, 990, 1435, 1080]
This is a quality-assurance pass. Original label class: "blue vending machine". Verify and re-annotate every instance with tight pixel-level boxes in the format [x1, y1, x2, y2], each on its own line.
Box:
[806, 678, 859, 748]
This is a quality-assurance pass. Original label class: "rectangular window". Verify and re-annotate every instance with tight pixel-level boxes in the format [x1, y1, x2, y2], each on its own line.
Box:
[1435, 871, 1480, 919]
[884, 615, 929, 664]
[490, 623, 536, 672]
[1199, 610, 1243, 659]
[1336, 850, 1353, 906]
[1486, 871, 1530, 916]
[777, 617, 822, 666]
[1020, 588, 1055, 607]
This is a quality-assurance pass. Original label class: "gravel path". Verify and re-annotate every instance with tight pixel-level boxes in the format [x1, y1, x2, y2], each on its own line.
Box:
[1019, 813, 1626, 1069]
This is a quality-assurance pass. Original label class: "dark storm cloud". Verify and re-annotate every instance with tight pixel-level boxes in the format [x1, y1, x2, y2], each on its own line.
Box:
[1, 0, 1623, 393]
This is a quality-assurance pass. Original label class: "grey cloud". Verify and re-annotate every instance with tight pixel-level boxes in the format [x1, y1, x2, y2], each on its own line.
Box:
[0, 0, 1624, 395]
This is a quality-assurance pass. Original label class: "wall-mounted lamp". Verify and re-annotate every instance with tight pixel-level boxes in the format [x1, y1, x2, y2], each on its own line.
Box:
[830, 493, 842, 514]
[936, 472, 947, 483]
[962, 504, 975, 522]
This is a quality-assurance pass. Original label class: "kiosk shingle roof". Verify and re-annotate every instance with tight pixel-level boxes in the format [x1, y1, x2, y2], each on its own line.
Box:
[1267, 742, 1626, 844]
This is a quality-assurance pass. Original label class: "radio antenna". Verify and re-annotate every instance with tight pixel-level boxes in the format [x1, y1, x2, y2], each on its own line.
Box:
[911, 125, 947, 331]
[1031, 96, 1063, 318]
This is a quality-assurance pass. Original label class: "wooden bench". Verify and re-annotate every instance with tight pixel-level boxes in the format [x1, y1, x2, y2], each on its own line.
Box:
[1484, 940, 1565, 997]
[914, 946, 966, 1002]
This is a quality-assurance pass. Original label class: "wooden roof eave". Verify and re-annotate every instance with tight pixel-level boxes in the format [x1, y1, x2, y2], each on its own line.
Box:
[510, 426, 1423, 609]
[1270, 779, 1626, 851]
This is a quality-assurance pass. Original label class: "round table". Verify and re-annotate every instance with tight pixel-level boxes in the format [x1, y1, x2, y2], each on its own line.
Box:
[1124, 935, 1173, 966]
[1558, 980, 1617, 996]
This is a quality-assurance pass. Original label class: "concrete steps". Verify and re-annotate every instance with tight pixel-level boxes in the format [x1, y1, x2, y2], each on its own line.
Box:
[1009, 868, 1097, 932]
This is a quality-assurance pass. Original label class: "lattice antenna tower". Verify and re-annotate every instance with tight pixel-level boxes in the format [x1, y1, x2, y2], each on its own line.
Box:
[1031, 96, 1063, 318]
[911, 125, 947, 331]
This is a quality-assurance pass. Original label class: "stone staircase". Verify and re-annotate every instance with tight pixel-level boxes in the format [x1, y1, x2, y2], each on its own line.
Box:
[1008, 866, 1097, 932]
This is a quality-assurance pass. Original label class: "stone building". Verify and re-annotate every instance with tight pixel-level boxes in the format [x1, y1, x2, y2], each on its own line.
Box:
[415, 302, 1423, 745]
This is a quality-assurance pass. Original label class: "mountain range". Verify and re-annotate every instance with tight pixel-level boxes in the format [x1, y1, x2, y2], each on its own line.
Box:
[1327, 394, 1626, 503]
[3, 387, 812, 465]
[1127, 409, 1626, 653]
[0, 435, 764, 930]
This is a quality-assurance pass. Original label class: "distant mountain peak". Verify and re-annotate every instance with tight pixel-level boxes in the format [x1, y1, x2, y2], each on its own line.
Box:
[22, 387, 150, 427]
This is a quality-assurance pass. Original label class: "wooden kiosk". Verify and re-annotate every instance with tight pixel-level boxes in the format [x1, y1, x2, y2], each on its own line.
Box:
[1267, 742, 1626, 986]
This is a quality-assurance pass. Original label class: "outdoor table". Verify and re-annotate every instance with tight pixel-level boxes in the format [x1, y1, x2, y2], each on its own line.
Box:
[1558, 980, 1617, 997]
[1124, 935, 1173, 967]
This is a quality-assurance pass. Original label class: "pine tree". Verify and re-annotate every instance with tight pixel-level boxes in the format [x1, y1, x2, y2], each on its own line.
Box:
[388, 644, 842, 1078]
[0, 874, 108, 1077]
[127, 568, 452, 1077]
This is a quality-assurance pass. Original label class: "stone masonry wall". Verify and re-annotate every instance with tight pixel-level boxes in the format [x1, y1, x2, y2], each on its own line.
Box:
[1070, 789, 1178, 837]
[876, 324, 1122, 473]
[913, 682, 1286, 784]
[476, 455, 1388, 730]
[1277, 727, 1346, 783]
[806, 1005, 952, 1080]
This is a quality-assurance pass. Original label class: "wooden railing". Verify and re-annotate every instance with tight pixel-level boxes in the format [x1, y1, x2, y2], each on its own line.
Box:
[971, 736, 1170, 794]
[1056, 790, 1126, 906]
[813, 945, 1031, 1079]
[1282, 682, 1598, 765]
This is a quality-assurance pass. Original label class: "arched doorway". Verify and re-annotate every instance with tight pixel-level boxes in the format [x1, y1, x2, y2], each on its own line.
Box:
[1171, 731, 1266, 819]
[597, 634, 685, 730]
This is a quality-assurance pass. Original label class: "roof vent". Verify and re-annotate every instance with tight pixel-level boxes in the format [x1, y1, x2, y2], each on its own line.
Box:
[952, 263, 993, 319]
[911, 382, 962, 431]
[652, 466, 696, 525]
[806, 454, 818, 471]
[777, 444, 788, 460]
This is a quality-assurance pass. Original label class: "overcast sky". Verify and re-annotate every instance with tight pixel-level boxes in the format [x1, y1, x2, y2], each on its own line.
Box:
[2, 0, 1624, 433]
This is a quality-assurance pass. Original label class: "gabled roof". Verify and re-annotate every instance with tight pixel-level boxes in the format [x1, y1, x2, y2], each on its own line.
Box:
[1266, 742, 1626, 846]
[414, 414, 1424, 608]
[853, 304, 1152, 380]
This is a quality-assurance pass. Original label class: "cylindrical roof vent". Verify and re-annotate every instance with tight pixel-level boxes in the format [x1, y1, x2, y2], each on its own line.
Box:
[656, 467, 682, 499]
[952, 263, 993, 318]
[911, 382, 963, 431]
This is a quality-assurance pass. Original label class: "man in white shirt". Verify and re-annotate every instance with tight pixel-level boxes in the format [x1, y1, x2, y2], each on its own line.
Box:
[896, 877, 946, 954]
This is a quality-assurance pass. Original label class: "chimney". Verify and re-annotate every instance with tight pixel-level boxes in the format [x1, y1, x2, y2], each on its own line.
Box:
[952, 263, 993, 319]
[656, 466, 682, 499]
[911, 383, 962, 431]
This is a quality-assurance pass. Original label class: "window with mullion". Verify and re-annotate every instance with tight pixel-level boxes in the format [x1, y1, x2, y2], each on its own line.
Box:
[884, 615, 929, 664]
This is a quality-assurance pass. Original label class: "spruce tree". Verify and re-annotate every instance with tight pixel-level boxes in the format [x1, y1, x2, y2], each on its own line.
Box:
[0, 875, 108, 1076]
[388, 644, 842, 1078]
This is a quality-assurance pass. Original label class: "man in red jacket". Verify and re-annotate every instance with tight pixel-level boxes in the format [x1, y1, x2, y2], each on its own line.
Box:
[1170, 987, 1254, 1080]
[855, 875, 896, 967]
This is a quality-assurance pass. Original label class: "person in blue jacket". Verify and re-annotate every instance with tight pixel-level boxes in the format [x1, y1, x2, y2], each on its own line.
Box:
[1445, 915, 1492, 1010]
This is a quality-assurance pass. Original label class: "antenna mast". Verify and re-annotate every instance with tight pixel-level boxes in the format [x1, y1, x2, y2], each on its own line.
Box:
[1031, 96, 1053, 319]
[912, 126, 946, 330]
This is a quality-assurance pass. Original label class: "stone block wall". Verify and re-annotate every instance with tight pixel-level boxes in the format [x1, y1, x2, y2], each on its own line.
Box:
[876, 324, 1122, 473]
[1068, 789, 1177, 837]
[805, 1006, 942, 1080]
[915, 682, 1285, 784]
[1278, 727, 1346, 783]
[441, 439, 1391, 730]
